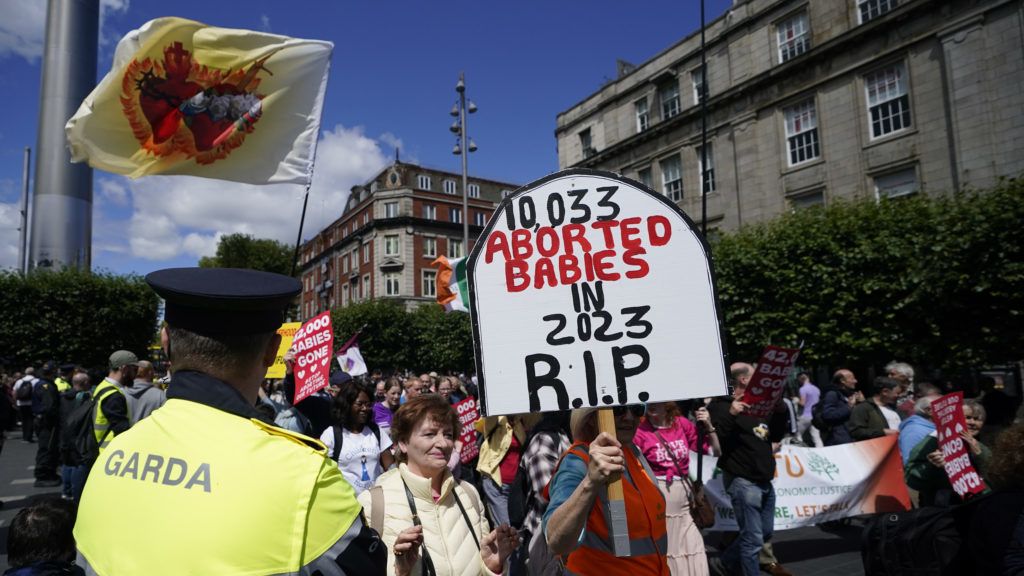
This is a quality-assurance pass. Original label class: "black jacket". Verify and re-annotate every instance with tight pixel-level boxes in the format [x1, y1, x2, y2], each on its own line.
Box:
[819, 386, 855, 445]
[708, 396, 787, 483]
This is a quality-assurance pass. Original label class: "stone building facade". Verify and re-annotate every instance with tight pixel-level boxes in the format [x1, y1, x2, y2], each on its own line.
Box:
[555, 0, 1024, 234]
[297, 162, 519, 320]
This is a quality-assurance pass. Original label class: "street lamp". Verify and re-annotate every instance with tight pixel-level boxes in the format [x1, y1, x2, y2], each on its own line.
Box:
[450, 71, 477, 253]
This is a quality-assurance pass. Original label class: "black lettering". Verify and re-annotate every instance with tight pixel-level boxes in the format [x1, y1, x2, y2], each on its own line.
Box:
[543, 314, 574, 346]
[612, 344, 651, 404]
[104, 449, 125, 476]
[593, 310, 622, 342]
[141, 454, 164, 483]
[567, 189, 591, 224]
[120, 451, 140, 479]
[577, 313, 592, 342]
[622, 305, 653, 338]
[162, 457, 188, 486]
[518, 196, 537, 229]
[584, 350, 598, 407]
[525, 354, 569, 411]
[547, 193, 565, 226]
[581, 281, 605, 312]
[570, 283, 581, 313]
[185, 463, 212, 493]
[504, 203, 517, 230]
[595, 186, 620, 221]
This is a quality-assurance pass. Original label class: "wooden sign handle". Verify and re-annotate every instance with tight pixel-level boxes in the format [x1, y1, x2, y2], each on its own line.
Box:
[598, 408, 630, 556]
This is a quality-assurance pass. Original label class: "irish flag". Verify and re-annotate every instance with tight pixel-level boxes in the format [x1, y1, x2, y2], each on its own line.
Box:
[432, 256, 469, 313]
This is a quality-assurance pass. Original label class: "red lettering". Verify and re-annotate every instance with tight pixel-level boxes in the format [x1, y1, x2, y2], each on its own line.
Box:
[647, 215, 672, 246]
[561, 224, 591, 255]
[534, 258, 557, 289]
[536, 227, 560, 258]
[620, 217, 642, 249]
[622, 247, 649, 279]
[511, 229, 533, 259]
[505, 260, 530, 292]
[582, 251, 596, 282]
[484, 231, 510, 264]
[591, 220, 618, 249]
[593, 250, 620, 281]
[558, 254, 581, 285]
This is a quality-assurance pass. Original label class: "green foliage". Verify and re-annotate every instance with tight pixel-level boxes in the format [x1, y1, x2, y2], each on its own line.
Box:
[330, 300, 473, 373]
[0, 269, 159, 370]
[199, 233, 295, 276]
[711, 178, 1024, 371]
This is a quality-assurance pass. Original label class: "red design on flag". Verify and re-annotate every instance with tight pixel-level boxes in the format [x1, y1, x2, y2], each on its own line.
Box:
[292, 312, 333, 404]
[741, 345, 801, 419]
[930, 392, 986, 498]
[454, 397, 481, 465]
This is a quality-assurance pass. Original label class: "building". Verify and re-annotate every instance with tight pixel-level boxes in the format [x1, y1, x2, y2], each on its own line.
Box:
[297, 162, 519, 319]
[555, 0, 1024, 234]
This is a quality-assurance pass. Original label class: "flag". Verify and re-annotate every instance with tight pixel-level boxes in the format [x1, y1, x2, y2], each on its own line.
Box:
[432, 256, 469, 312]
[335, 332, 367, 376]
[65, 17, 332, 185]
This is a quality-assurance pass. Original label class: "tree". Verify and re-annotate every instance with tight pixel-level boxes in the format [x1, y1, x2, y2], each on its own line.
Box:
[199, 233, 295, 276]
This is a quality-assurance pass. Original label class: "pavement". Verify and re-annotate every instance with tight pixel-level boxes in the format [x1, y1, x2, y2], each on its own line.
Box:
[0, 424, 868, 574]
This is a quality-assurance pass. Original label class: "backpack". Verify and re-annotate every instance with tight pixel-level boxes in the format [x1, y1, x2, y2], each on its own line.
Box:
[811, 390, 836, 432]
[15, 379, 32, 401]
[861, 506, 965, 575]
[331, 422, 381, 462]
[62, 387, 118, 465]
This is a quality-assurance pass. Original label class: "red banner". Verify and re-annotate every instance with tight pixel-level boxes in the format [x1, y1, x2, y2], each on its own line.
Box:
[292, 311, 334, 404]
[930, 392, 986, 498]
[454, 397, 481, 465]
[741, 345, 801, 419]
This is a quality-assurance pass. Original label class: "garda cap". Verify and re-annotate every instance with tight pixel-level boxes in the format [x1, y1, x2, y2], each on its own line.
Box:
[146, 268, 301, 336]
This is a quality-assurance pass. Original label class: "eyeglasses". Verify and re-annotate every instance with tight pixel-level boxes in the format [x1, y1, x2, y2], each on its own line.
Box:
[612, 404, 646, 417]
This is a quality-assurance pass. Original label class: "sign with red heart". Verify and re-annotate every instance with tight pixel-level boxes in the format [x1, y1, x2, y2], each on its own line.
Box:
[292, 311, 334, 404]
[931, 392, 986, 498]
[741, 345, 801, 419]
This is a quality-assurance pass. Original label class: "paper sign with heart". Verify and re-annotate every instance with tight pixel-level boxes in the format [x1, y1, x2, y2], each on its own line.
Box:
[292, 311, 334, 404]
[931, 392, 986, 498]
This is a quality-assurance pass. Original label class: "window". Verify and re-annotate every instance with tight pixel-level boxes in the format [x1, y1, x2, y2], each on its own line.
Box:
[362, 212, 369, 225]
[865, 63, 911, 139]
[341, 284, 349, 305]
[423, 237, 437, 257]
[698, 143, 716, 195]
[635, 98, 649, 132]
[448, 238, 464, 258]
[444, 180, 457, 195]
[660, 156, 682, 201]
[422, 270, 437, 298]
[474, 212, 487, 227]
[874, 166, 918, 199]
[342, 225, 348, 237]
[501, 190, 513, 199]
[777, 12, 810, 63]
[468, 183, 481, 198]
[638, 167, 653, 189]
[362, 274, 371, 298]
[784, 99, 820, 166]
[342, 253, 349, 273]
[354, 277, 361, 301]
[362, 243, 370, 264]
[450, 207, 462, 223]
[384, 201, 399, 218]
[417, 175, 432, 190]
[384, 234, 399, 257]
[790, 190, 825, 210]
[858, 0, 897, 23]
[384, 272, 400, 296]
[423, 204, 436, 219]
[691, 68, 705, 105]
[579, 128, 595, 158]
[660, 82, 680, 120]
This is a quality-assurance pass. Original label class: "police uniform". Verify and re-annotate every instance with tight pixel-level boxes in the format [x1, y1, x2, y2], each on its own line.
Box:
[74, 268, 386, 575]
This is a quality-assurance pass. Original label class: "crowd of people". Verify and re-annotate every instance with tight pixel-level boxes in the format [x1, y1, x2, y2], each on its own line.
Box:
[0, 269, 1022, 576]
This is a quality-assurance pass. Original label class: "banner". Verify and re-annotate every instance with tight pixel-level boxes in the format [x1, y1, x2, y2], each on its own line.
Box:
[432, 256, 469, 313]
[468, 170, 728, 416]
[741, 345, 801, 419]
[292, 312, 333, 404]
[265, 322, 301, 379]
[691, 436, 910, 530]
[931, 392, 986, 498]
[66, 17, 332, 185]
[454, 397, 481, 465]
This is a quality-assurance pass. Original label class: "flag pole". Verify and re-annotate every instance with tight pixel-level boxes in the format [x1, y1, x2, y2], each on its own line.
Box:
[290, 183, 312, 277]
[697, 0, 708, 488]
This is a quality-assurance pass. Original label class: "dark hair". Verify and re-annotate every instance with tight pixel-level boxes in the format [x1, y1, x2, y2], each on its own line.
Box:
[166, 326, 274, 377]
[390, 395, 460, 463]
[7, 497, 76, 568]
[331, 380, 374, 430]
[987, 424, 1024, 490]
[872, 377, 901, 396]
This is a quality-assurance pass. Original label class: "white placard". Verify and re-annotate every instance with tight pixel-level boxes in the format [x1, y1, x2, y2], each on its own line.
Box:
[468, 170, 728, 416]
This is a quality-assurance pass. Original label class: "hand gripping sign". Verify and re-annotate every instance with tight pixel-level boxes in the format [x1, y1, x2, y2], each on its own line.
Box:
[930, 392, 986, 499]
[292, 311, 334, 404]
[741, 345, 802, 419]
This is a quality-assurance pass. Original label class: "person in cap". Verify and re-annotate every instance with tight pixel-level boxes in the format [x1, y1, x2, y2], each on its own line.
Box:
[74, 268, 386, 575]
[32, 361, 63, 487]
[91, 350, 138, 457]
[54, 364, 75, 393]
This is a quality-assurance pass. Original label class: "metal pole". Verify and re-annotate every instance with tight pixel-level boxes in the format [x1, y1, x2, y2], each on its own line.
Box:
[19, 147, 31, 274]
[458, 72, 470, 254]
[29, 0, 98, 271]
[290, 183, 312, 278]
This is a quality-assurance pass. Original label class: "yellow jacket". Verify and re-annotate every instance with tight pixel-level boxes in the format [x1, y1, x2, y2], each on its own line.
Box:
[475, 416, 533, 483]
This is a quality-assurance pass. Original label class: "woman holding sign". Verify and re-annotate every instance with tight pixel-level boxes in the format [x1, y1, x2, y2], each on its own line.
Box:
[634, 402, 720, 575]
[905, 400, 991, 506]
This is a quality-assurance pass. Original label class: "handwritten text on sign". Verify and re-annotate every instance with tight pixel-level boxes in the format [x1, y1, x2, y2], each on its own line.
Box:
[292, 311, 333, 404]
[470, 172, 728, 416]
[454, 397, 481, 465]
[931, 392, 986, 498]
[742, 346, 801, 419]
[266, 322, 301, 379]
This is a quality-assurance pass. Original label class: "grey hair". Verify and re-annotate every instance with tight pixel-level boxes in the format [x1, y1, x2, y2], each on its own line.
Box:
[914, 396, 934, 417]
[885, 361, 914, 381]
[964, 400, 986, 422]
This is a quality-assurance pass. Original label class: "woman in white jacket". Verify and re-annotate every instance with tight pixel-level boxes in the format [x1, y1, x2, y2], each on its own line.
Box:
[358, 394, 519, 576]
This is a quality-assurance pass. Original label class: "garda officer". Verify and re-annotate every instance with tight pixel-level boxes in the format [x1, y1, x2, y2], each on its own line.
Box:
[54, 364, 74, 393]
[75, 268, 386, 574]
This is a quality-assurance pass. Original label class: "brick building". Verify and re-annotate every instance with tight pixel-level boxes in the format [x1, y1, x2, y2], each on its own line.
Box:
[297, 162, 519, 319]
[555, 0, 1024, 234]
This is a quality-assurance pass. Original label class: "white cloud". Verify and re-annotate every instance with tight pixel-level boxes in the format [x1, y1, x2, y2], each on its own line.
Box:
[0, 0, 129, 62]
[98, 0, 130, 50]
[97, 178, 128, 206]
[0, 201, 24, 270]
[260, 14, 271, 32]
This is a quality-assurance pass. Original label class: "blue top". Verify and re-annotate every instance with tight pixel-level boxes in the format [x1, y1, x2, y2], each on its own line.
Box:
[541, 453, 588, 545]
[898, 414, 935, 465]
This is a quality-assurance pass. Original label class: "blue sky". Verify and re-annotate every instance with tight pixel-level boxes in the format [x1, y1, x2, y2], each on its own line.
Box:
[0, 0, 731, 275]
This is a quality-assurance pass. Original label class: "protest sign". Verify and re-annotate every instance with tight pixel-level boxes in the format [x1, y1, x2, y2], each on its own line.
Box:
[741, 345, 801, 419]
[468, 169, 728, 416]
[454, 397, 481, 464]
[692, 436, 910, 530]
[265, 322, 301, 379]
[292, 312, 333, 404]
[930, 392, 986, 498]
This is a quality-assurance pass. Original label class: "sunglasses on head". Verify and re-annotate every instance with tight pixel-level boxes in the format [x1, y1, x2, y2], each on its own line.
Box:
[612, 404, 646, 417]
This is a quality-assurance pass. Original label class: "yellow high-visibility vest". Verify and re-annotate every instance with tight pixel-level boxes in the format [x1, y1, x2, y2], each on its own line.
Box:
[92, 380, 124, 453]
[54, 377, 71, 393]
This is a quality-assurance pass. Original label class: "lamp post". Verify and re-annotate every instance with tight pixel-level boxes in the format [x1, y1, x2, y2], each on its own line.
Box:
[450, 72, 477, 254]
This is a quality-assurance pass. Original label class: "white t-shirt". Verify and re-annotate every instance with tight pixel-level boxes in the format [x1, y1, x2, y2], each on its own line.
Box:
[319, 425, 393, 495]
[880, 405, 902, 430]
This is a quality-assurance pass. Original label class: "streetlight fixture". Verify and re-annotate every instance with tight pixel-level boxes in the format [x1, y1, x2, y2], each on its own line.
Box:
[450, 71, 477, 253]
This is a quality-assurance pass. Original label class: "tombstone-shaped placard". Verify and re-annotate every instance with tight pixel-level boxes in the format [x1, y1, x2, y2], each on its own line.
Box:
[468, 169, 728, 416]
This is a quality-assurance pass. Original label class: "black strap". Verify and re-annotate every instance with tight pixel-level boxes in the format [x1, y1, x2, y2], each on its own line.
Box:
[332, 425, 343, 462]
[452, 484, 481, 550]
[401, 478, 437, 576]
